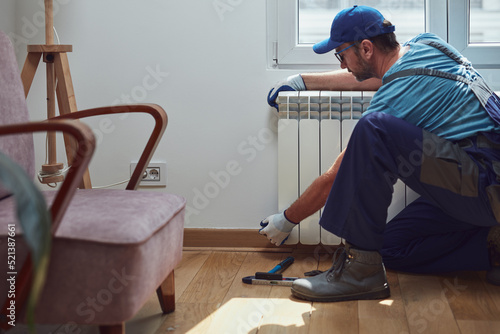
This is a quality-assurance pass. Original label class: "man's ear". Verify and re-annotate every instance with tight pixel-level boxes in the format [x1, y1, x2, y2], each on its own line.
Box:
[360, 39, 374, 59]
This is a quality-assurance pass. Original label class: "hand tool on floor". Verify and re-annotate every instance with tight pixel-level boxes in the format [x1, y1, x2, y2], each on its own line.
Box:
[255, 256, 294, 279]
[242, 256, 298, 286]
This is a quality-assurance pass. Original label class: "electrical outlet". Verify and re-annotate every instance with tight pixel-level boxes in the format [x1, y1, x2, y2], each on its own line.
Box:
[144, 167, 160, 181]
[130, 161, 166, 187]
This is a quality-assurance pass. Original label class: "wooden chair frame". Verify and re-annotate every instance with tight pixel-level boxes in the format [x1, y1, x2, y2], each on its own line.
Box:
[0, 104, 175, 334]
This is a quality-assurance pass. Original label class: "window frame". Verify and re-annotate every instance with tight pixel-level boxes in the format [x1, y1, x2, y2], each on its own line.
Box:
[448, 0, 500, 68]
[270, 0, 499, 69]
[274, 0, 334, 66]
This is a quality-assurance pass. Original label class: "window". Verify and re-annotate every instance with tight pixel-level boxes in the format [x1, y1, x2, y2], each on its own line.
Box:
[469, 0, 500, 43]
[270, 0, 499, 68]
[271, 0, 433, 67]
[449, 0, 500, 67]
[298, 0, 425, 47]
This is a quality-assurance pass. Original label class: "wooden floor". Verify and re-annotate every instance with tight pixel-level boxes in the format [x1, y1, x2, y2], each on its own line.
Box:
[10, 248, 500, 334]
[128, 249, 500, 334]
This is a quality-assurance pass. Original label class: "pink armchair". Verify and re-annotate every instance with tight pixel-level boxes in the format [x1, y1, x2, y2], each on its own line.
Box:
[0, 30, 185, 333]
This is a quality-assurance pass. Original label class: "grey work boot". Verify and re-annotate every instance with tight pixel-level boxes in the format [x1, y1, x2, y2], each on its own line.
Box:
[291, 245, 390, 302]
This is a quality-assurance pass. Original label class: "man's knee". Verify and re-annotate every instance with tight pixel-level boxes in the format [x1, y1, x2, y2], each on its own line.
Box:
[356, 112, 400, 131]
[354, 113, 424, 146]
[350, 112, 403, 145]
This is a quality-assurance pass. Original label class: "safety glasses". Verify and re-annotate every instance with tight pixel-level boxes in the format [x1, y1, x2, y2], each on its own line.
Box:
[334, 43, 356, 63]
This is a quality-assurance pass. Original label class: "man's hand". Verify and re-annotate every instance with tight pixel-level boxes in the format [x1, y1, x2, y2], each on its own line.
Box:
[267, 74, 306, 109]
[259, 211, 298, 246]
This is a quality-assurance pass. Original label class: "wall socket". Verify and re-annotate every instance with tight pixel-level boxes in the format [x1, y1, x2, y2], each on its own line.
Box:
[130, 161, 166, 187]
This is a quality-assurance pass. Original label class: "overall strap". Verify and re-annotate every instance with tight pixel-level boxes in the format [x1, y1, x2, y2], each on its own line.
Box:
[382, 39, 500, 126]
[419, 40, 472, 69]
[383, 39, 473, 85]
[384, 67, 472, 86]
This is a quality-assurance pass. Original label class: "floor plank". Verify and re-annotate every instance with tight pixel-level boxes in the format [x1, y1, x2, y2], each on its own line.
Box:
[199, 298, 265, 334]
[257, 298, 311, 333]
[443, 272, 500, 333]
[207, 252, 287, 333]
[173, 250, 212, 301]
[310, 301, 358, 334]
[358, 271, 409, 334]
[125, 292, 164, 334]
[155, 303, 220, 333]
[398, 273, 461, 334]
[481, 271, 500, 311]
[455, 320, 500, 334]
[259, 252, 317, 333]
[443, 272, 499, 320]
[178, 251, 247, 304]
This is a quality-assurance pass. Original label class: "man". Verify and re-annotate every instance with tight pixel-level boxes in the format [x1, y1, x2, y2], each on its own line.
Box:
[259, 5, 500, 302]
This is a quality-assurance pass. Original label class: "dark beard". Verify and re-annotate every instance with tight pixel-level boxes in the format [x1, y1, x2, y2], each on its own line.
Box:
[352, 55, 376, 82]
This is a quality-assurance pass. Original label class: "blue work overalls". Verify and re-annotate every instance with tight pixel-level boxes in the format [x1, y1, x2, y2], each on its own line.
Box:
[319, 41, 500, 273]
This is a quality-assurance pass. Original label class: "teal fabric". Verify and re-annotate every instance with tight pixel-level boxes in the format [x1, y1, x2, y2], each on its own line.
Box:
[364, 33, 500, 141]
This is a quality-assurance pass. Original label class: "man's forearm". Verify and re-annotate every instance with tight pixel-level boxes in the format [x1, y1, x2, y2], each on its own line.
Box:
[285, 150, 346, 223]
[302, 69, 382, 91]
[284, 174, 333, 223]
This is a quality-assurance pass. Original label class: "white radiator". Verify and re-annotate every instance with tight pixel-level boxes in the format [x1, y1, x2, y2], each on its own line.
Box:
[277, 91, 419, 245]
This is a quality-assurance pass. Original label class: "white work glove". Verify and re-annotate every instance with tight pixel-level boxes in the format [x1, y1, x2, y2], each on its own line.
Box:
[259, 211, 298, 246]
[267, 74, 306, 109]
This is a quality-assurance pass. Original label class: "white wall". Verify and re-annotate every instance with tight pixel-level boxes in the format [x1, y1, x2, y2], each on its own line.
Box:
[3, 1, 499, 231]
[5, 0, 298, 230]
[0, 0, 16, 35]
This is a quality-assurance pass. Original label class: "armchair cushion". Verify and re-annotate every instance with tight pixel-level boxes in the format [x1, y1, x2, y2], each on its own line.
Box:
[45, 189, 185, 244]
[0, 190, 185, 324]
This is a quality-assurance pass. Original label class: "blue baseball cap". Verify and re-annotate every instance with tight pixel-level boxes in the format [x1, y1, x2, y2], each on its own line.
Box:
[313, 5, 395, 54]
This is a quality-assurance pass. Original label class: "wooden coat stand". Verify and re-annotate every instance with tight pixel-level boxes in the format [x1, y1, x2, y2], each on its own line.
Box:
[21, 0, 91, 189]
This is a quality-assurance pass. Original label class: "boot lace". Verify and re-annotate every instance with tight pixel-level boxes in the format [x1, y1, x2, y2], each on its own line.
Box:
[327, 246, 350, 279]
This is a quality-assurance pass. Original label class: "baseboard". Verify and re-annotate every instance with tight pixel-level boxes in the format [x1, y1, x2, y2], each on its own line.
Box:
[183, 228, 341, 253]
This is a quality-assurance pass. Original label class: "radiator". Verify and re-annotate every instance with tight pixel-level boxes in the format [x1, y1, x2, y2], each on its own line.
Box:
[277, 91, 418, 245]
